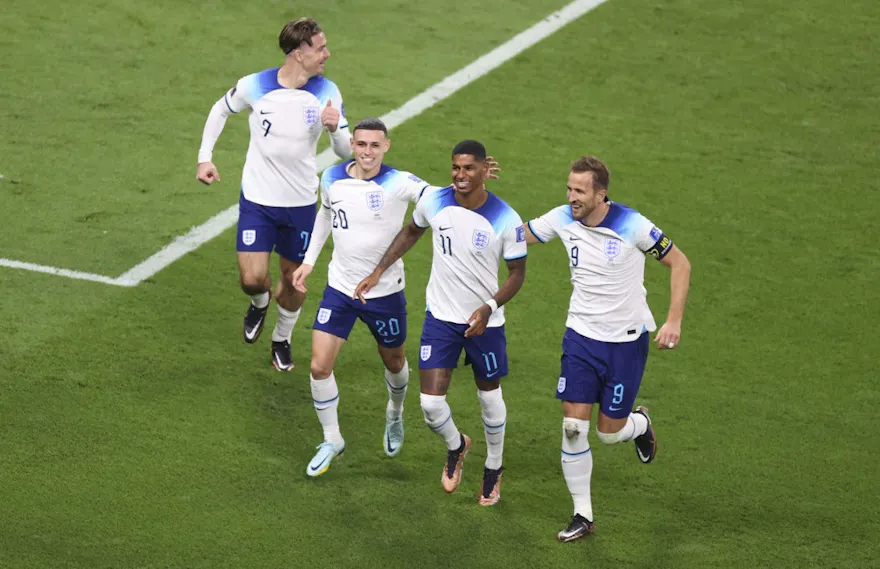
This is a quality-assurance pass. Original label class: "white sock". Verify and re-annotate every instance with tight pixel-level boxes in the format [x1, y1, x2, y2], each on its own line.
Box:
[618, 412, 648, 442]
[477, 388, 506, 470]
[250, 291, 270, 309]
[420, 393, 461, 450]
[562, 418, 594, 521]
[272, 305, 301, 342]
[310, 373, 342, 445]
[384, 363, 409, 421]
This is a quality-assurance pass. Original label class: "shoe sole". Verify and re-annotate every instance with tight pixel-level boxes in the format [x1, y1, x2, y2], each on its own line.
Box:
[634, 405, 657, 464]
[441, 435, 472, 493]
[272, 358, 295, 372]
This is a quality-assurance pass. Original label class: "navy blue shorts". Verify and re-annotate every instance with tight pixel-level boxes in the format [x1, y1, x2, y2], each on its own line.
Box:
[419, 311, 508, 381]
[312, 286, 408, 348]
[236, 193, 316, 261]
[556, 328, 649, 418]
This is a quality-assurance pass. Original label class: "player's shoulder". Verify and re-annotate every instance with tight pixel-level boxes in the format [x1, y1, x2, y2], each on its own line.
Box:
[299, 74, 342, 102]
[598, 201, 653, 240]
[321, 160, 354, 186]
[477, 192, 523, 233]
[543, 204, 577, 225]
[237, 67, 284, 102]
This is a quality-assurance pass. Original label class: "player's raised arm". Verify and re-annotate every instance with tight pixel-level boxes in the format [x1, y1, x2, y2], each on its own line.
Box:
[653, 244, 691, 350]
[196, 83, 249, 184]
[324, 92, 352, 159]
[353, 220, 426, 303]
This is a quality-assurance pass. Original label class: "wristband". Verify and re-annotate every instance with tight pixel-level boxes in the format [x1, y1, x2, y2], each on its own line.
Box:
[485, 299, 499, 313]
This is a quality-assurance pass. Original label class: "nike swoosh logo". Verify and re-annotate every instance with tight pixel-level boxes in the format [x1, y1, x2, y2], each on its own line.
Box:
[259, 109, 274, 115]
[569, 236, 580, 241]
[439, 226, 452, 231]
[382, 338, 396, 344]
[297, 253, 305, 258]
[608, 406, 622, 411]
[485, 370, 499, 378]
[244, 316, 265, 341]
[331, 200, 343, 205]
[386, 432, 398, 453]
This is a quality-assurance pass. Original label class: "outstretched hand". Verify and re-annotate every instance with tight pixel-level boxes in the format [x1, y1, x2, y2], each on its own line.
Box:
[486, 155, 501, 180]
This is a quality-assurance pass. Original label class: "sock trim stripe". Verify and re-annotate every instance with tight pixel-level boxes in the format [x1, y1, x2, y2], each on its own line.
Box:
[561, 448, 592, 457]
[385, 378, 408, 392]
[429, 413, 452, 432]
[483, 419, 505, 429]
[312, 395, 339, 405]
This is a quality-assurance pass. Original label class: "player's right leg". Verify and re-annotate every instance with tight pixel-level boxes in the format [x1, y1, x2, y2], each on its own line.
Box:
[236, 194, 277, 344]
[555, 328, 603, 542]
[419, 312, 470, 493]
[360, 290, 409, 457]
[305, 287, 358, 478]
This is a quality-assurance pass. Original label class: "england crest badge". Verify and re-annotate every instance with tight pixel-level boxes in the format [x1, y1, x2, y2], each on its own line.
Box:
[303, 106, 320, 126]
[242, 230, 256, 246]
[317, 308, 332, 324]
[420, 345, 432, 361]
[472, 229, 490, 250]
[366, 190, 384, 211]
[604, 238, 621, 259]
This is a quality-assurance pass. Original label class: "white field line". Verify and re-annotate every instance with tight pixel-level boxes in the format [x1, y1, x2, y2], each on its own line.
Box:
[0, 258, 124, 286]
[3, 0, 609, 287]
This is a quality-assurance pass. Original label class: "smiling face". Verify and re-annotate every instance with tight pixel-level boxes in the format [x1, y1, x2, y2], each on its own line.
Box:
[451, 154, 489, 195]
[297, 32, 330, 76]
[567, 170, 606, 221]
[350, 128, 390, 176]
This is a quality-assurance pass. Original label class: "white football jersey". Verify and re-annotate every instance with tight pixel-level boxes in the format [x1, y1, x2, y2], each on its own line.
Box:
[412, 187, 527, 327]
[318, 162, 431, 298]
[528, 202, 673, 342]
[225, 68, 349, 207]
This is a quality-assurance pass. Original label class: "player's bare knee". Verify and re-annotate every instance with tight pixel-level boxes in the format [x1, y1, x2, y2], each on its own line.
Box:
[240, 272, 267, 294]
[382, 351, 406, 374]
[596, 428, 626, 445]
[310, 361, 333, 380]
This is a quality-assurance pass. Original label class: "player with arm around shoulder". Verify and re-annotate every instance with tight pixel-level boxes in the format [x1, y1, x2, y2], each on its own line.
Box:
[195, 18, 352, 371]
[355, 140, 527, 506]
[522, 156, 691, 541]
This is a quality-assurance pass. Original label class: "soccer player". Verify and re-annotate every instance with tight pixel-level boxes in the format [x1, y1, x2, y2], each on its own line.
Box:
[522, 155, 691, 541]
[195, 18, 352, 371]
[354, 140, 527, 506]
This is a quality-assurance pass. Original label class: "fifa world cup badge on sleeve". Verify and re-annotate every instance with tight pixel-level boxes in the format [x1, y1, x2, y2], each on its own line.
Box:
[516, 226, 526, 243]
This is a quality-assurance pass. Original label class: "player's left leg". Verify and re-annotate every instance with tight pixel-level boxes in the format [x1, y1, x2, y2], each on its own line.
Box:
[594, 332, 656, 463]
[463, 326, 509, 506]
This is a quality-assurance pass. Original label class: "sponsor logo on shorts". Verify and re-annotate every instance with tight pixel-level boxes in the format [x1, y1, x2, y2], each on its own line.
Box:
[557, 376, 566, 393]
[242, 230, 256, 246]
[317, 308, 332, 324]
[420, 345, 432, 361]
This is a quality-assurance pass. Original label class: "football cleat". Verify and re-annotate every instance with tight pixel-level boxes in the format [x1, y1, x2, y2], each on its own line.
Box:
[633, 405, 657, 464]
[271, 340, 295, 372]
[478, 466, 503, 506]
[441, 434, 472, 493]
[384, 418, 404, 457]
[306, 440, 345, 477]
[557, 514, 596, 542]
[243, 297, 270, 343]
